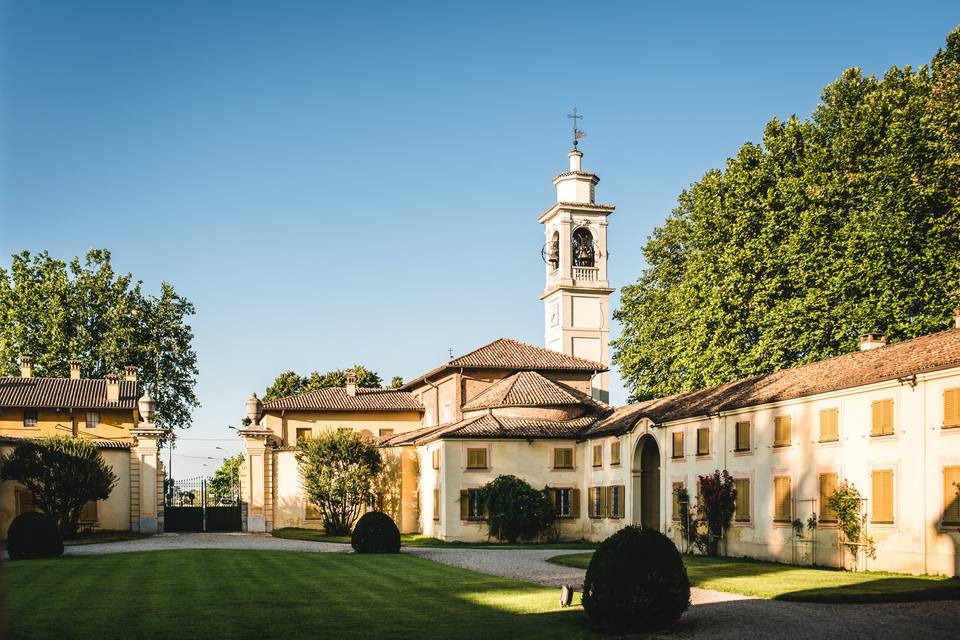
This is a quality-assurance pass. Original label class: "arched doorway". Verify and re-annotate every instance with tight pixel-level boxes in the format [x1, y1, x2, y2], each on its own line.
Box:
[632, 434, 660, 529]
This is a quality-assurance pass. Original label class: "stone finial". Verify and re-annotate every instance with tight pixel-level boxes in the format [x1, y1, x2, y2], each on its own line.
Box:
[246, 392, 263, 425]
[138, 391, 157, 423]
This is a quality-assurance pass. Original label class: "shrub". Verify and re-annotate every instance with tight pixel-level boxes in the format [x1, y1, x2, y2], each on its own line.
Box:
[695, 470, 737, 555]
[6, 511, 64, 560]
[351, 511, 400, 553]
[582, 526, 690, 632]
[478, 475, 554, 543]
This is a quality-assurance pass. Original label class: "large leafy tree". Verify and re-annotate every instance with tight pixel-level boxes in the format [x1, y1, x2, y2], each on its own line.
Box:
[296, 430, 383, 535]
[0, 249, 199, 432]
[0, 437, 118, 538]
[614, 27, 960, 400]
[209, 454, 244, 504]
[263, 365, 384, 401]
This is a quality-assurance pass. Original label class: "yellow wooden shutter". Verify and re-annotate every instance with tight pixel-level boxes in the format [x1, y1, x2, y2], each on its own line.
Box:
[432, 449, 440, 469]
[571, 488, 580, 518]
[943, 466, 960, 525]
[672, 431, 683, 457]
[593, 444, 602, 467]
[460, 490, 470, 520]
[818, 473, 838, 522]
[943, 388, 960, 428]
[871, 470, 894, 523]
[611, 441, 621, 465]
[672, 482, 682, 521]
[734, 478, 750, 522]
[601, 486, 609, 518]
[774, 476, 791, 522]
[79, 500, 98, 523]
[697, 427, 709, 455]
[819, 408, 838, 442]
[872, 399, 894, 436]
[735, 422, 750, 451]
[15, 488, 35, 515]
[774, 416, 791, 446]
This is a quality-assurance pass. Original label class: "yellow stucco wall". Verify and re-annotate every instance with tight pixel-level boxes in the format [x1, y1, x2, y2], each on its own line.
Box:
[0, 407, 137, 442]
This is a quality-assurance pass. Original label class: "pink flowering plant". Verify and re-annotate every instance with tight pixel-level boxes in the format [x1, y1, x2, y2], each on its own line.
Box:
[695, 470, 737, 556]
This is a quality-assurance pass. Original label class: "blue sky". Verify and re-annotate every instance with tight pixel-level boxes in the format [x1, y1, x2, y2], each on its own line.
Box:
[2, 1, 957, 476]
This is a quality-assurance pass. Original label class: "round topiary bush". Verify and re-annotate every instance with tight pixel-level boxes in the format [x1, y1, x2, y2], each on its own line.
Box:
[351, 511, 400, 554]
[582, 526, 690, 632]
[6, 511, 64, 560]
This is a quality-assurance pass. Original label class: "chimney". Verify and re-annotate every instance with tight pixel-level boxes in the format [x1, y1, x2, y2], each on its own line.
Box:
[124, 365, 137, 382]
[955, 308, 960, 330]
[859, 334, 888, 351]
[346, 370, 357, 397]
[106, 373, 120, 403]
[69, 360, 81, 380]
[19, 356, 32, 378]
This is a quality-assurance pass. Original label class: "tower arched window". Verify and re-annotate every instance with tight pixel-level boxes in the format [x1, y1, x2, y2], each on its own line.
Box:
[547, 231, 560, 270]
[572, 227, 595, 267]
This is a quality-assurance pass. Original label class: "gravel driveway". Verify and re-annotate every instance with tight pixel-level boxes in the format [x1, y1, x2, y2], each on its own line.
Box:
[60, 534, 960, 639]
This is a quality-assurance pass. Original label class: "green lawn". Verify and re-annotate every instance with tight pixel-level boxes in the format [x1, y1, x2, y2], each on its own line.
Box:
[272, 527, 597, 550]
[7, 550, 592, 640]
[547, 552, 960, 603]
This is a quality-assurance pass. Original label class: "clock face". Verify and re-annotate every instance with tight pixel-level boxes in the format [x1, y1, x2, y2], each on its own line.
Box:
[548, 302, 560, 327]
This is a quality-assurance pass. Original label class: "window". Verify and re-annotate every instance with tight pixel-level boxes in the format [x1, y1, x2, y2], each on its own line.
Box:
[571, 227, 595, 267]
[592, 444, 603, 468]
[608, 485, 624, 519]
[553, 447, 574, 470]
[460, 489, 486, 521]
[696, 427, 709, 456]
[79, 500, 98, 523]
[379, 428, 394, 437]
[466, 447, 488, 469]
[671, 431, 684, 458]
[734, 421, 750, 452]
[819, 472, 838, 523]
[671, 482, 684, 522]
[588, 486, 604, 519]
[610, 440, 621, 465]
[432, 488, 440, 521]
[734, 478, 750, 522]
[871, 399, 894, 436]
[85, 412, 100, 429]
[871, 470, 894, 524]
[15, 488, 35, 515]
[943, 388, 960, 429]
[773, 476, 792, 522]
[295, 428, 311, 442]
[819, 408, 839, 442]
[551, 487, 578, 519]
[432, 449, 440, 470]
[943, 466, 960, 526]
[23, 409, 37, 427]
[336, 427, 351, 433]
[774, 416, 792, 447]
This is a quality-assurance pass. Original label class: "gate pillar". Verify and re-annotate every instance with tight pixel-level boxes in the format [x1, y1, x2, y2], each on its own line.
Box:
[132, 391, 165, 534]
[238, 393, 271, 533]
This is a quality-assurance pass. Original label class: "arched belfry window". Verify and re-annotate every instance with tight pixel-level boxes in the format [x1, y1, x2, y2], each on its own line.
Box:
[572, 227, 595, 267]
[547, 231, 560, 270]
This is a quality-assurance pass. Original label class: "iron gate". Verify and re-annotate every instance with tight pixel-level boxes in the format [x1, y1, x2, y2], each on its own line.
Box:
[164, 475, 241, 533]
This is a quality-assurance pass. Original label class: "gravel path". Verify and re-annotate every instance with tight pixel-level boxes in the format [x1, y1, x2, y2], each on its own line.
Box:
[63, 532, 350, 555]
[60, 534, 960, 639]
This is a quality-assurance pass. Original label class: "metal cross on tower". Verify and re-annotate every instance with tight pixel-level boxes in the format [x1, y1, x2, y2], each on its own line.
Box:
[567, 108, 586, 148]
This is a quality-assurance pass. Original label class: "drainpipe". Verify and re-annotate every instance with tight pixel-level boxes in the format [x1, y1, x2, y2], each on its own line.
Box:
[922, 375, 928, 575]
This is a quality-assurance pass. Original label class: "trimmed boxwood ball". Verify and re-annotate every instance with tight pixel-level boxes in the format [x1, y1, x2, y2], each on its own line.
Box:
[351, 511, 401, 553]
[582, 526, 690, 632]
[7, 511, 64, 560]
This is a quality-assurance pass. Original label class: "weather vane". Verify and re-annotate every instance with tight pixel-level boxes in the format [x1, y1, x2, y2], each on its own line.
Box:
[567, 107, 587, 149]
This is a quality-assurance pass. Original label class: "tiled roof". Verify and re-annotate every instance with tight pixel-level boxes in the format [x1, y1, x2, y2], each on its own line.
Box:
[585, 326, 960, 437]
[262, 386, 424, 412]
[0, 435, 132, 449]
[462, 371, 606, 411]
[0, 377, 138, 410]
[401, 338, 606, 389]
[393, 413, 602, 445]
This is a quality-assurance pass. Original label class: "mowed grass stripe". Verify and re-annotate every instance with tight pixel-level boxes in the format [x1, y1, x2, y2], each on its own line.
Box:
[7, 550, 593, 640]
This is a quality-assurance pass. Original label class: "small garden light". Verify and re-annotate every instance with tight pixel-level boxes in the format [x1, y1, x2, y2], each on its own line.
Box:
[559, 584, 575, 608]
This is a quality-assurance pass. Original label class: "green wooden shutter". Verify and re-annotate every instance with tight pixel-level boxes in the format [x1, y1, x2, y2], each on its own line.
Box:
[460, 490, 469, 520]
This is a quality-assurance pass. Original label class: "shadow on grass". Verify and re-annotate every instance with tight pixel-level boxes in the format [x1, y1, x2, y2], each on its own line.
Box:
[775, 576, 960, 604]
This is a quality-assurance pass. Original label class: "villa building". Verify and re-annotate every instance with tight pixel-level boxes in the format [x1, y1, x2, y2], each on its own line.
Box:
[237, 146, 960, 576]
[0, 361, 167, 537]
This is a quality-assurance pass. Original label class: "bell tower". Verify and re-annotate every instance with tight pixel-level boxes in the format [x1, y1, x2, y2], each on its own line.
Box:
[539, 125, 614, 402]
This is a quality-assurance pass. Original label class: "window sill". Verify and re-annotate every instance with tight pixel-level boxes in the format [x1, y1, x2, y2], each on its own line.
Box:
[941, 425, 960, 432]
[733, 520, 752, 527]
[773, 444, 791, 450]
[592, 465, 603, 469]
[695, 453, 711, 459]
[465, 467, 489, 471]
[555, 515, 576, 520]
[773, 521, 793, 528]
[610, 462, 621, 467]
[551, 467, 575, 472]
[670, 455, 685, 461]
[869, 433, 897, 440]
[733, 449, 753, 457]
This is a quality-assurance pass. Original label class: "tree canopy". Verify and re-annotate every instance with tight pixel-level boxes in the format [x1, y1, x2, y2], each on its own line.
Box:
[263, 365, 384, 401]
[613, 27, 960, 401]
[0, 249, 199, 432]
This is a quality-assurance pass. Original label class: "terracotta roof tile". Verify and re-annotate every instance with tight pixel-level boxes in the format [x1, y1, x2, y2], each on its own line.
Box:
[0, 377, 138, 410]
[462, 371, 606, 411]
[262, 386, 424, 412]
[421, 413, 600, 442]
[585, 327, 960, 437]
[0, 435, 132, 449]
